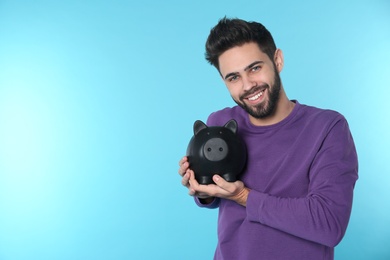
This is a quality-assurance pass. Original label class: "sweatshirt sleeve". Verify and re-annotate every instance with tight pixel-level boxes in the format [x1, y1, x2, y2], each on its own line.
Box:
[246, 117, 358, 247]
[194, 197, 220, 209]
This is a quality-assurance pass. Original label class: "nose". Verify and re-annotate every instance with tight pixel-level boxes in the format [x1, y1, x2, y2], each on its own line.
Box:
[242, 74, 256, 91]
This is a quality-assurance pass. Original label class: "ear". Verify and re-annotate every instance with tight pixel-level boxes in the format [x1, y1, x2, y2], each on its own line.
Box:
[274, 48, 284, 73]
[224, 119, 237, 134]
[193, 120, 207, 135]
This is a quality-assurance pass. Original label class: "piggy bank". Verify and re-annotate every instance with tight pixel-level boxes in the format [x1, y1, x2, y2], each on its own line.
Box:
[186, 119, 247, 185]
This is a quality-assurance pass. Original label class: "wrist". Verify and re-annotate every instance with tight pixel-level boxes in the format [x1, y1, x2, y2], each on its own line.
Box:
[231, 187, 250, 207]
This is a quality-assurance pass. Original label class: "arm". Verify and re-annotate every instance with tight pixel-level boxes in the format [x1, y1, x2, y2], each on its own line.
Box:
[246, 118, 358, 247]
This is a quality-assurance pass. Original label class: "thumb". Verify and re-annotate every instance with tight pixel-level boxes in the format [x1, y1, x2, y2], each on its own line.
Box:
[213, 174, 226, 186]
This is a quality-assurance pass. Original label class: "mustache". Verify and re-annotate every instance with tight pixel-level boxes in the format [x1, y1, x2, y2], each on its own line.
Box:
[239, 84, 269, 100]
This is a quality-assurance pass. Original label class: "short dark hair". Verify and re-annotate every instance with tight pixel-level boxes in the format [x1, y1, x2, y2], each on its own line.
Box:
[205, 17, 277, 70]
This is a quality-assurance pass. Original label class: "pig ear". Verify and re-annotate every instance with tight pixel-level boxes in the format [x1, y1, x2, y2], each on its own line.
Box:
[224, 119, 237, 134]
[193, 120, 207, 135]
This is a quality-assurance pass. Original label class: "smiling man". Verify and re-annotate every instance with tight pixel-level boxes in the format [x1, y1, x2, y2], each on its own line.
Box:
[178, 17, 358, 260]
[219, 42, 292, 126]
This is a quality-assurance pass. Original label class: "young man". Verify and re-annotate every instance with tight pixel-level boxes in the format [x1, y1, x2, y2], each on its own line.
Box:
[178, 18, 358, 260]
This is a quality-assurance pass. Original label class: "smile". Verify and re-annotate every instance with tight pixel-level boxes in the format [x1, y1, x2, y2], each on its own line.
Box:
[248, 91, 264, 101]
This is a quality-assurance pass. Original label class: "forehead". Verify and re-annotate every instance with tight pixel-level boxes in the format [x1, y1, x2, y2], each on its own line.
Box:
[218, 42, 271, 76]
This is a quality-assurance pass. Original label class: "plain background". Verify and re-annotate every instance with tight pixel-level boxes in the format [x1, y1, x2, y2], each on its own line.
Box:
[0, 0, 389, 259]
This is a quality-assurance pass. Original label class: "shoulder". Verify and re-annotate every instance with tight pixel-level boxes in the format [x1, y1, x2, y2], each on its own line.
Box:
[298, 103, 346, 124]
[296, 103, 350, 134]
[206, 106, 245, 126]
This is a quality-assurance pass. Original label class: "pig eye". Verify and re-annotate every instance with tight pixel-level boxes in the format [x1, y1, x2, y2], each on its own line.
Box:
[219, 147, 223, 151]
[207, 148, 212, 152]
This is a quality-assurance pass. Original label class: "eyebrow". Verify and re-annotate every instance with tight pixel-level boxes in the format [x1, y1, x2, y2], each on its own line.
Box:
[223, 61, 264, 80]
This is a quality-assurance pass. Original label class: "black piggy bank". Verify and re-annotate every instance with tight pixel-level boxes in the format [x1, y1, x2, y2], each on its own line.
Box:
[186, 119, 247, 185]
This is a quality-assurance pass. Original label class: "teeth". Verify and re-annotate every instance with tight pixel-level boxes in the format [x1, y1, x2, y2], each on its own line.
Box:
[248, 91, 263, 101]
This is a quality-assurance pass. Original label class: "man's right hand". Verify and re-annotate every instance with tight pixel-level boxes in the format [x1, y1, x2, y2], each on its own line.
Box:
[178, 156, 191, 188]
[178, 156, 213, 201]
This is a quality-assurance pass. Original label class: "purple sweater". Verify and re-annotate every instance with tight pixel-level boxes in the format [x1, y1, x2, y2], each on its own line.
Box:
[195, 101, 358, 260]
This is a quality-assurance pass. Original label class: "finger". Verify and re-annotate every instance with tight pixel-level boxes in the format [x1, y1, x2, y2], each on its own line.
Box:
[187, 173, 212, 198]
[188, 170, 199, 187]
[188, 187, 196, 196]
[212, 175, 227, 188]
[178, 156, 188, 166]
[178, 160, 189, 176]
[188, 170, 204, 192]
[213, 175, 244, 195]
[187, 172, 197, 196]
[181, 170, 190, 187]
[189, 172, 219, 197]
[212, 175, 237, 193]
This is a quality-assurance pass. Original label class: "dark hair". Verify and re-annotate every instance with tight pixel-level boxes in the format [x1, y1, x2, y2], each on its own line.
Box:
[205, 17, 277, 70]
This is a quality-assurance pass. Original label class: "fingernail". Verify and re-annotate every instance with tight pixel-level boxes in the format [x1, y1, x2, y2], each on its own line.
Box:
[213, 175, 220, 182]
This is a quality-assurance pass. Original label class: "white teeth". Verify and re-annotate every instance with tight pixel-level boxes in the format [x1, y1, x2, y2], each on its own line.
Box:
[248, 91, 263, 101]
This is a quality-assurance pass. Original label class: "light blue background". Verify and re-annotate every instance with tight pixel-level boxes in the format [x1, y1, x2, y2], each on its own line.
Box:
[0, 0, 389, 259]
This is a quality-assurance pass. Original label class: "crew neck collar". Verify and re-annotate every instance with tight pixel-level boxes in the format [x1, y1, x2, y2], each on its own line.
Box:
[241, 100, 300, 133]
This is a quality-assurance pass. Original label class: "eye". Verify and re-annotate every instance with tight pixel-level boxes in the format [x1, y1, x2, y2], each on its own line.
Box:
[228, 75, 240, 82]
[251, 65, 261, 72]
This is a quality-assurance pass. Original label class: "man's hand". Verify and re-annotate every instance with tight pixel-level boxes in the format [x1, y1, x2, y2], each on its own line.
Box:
[178, 156, 250, 206]
[178, 156, 212, 200]
[187, 168, 250, 207]
[178, 156, 190, 188]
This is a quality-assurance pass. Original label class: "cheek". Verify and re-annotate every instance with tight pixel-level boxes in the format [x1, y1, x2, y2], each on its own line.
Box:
[226, 85, 241, 99]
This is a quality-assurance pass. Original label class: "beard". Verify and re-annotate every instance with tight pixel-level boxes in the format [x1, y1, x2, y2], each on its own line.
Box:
[233, 68, 281, 119]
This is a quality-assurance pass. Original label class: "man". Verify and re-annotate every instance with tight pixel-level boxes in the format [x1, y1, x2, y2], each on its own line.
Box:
[178, 17, 358, 260]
